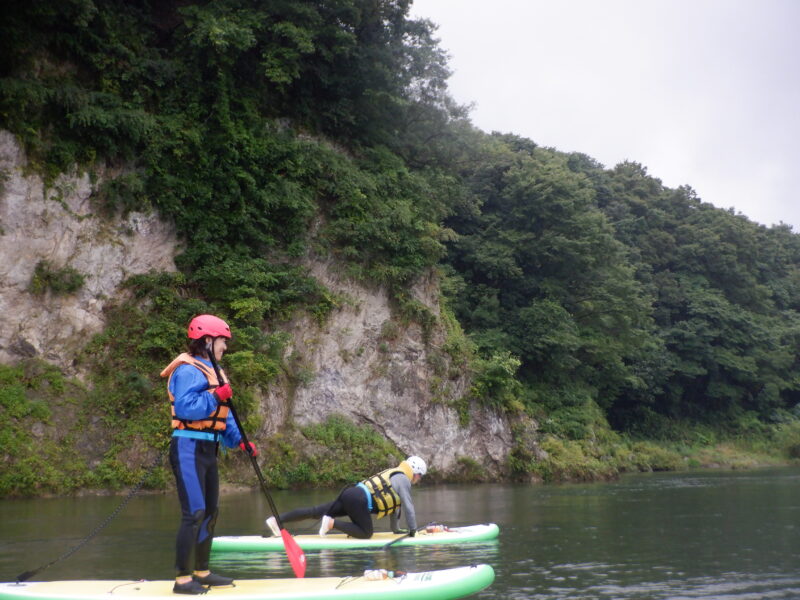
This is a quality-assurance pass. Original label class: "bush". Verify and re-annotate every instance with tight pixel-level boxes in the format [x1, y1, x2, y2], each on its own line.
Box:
[28, 260, 85, 295]
[297, 415, 404, 486]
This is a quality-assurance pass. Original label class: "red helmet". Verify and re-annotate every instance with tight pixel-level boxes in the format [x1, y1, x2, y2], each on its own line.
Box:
[187, 314, 231, 339]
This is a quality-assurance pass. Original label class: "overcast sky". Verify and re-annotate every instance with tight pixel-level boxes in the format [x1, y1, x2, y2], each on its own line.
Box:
[410, 0, 800, 231]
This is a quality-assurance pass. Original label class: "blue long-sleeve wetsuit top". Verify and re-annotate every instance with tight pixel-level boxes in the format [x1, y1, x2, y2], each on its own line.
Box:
[169, 358, 242, 448]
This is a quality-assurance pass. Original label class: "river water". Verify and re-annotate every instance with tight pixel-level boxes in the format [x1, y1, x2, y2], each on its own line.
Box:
[2, 467, 799, 599]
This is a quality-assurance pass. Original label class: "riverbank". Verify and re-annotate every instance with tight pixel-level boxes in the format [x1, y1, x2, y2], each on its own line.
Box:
[13, 436, 800, 500]
[524, 419, 800, 483]
[2, 351, 798, 497]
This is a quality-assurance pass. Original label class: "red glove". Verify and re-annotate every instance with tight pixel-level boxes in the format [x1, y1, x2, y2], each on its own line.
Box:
[240, 441, 258, 457]
[214, 383, 232, 402]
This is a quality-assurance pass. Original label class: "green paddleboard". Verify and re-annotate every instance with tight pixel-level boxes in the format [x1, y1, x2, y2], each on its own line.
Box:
[213, 523, 499, 553]
[0, 564, 494, 600]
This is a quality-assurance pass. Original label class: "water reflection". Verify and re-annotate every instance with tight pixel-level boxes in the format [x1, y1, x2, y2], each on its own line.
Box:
[211, 541, 499, 579]
[479, 468, 800, 600]
[2, 467, 799, 600]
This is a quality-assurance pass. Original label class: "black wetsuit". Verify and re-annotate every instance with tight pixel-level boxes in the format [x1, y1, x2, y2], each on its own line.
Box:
[280, 486, 374, 538]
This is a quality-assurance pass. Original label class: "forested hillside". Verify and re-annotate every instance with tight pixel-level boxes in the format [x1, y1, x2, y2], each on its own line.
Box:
[443, 140, 800, 437]
[1, 0, 798, 496]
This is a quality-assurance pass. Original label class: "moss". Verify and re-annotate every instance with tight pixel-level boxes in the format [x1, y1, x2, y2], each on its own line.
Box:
[0, 360, 92, 497]
[451, 456, 488, 482]
[28, 260, 85, 295]
[245, 416, 404, 490]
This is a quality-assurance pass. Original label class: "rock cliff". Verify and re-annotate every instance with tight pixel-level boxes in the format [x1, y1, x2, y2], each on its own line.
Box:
[268, 261, 514, 476]
[1, 130, 517, 479]
[0, 130, 179, 371]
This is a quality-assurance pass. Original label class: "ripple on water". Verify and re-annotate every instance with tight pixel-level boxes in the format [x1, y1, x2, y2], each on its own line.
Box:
[512, 572, 800, 600]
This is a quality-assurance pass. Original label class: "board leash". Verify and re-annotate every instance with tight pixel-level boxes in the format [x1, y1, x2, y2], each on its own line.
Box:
[15, 450, 166, 583]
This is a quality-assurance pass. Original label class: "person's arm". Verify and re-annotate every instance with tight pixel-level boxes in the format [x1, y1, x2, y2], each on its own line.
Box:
[217, 387, 254, 453]
[391, 473, 417, 532]
[390, 511, 401, 533]
[172, 364, 244, 450]
[171, 364, 219, 420]
[221, 410, 243, 449]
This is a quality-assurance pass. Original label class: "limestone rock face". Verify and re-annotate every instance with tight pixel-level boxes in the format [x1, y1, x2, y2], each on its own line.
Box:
[264, 262, 514, 477]
[1, 129, 525, 479]
[0, 130, 179, 371]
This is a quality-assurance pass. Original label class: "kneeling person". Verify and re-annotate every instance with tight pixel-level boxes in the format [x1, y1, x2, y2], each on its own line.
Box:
[267, 456, 426, 539]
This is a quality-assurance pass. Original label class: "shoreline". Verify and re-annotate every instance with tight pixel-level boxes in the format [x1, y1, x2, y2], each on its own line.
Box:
[6, 456, 797, 501]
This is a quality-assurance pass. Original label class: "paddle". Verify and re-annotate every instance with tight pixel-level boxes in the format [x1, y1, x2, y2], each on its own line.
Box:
[207, 341, 307, 578]
[382, 523, 426, 550]
[382, 521, 446, 550]
[382, 530, 414, 550]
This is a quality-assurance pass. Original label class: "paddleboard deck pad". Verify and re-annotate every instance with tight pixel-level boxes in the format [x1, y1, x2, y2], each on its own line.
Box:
[213, 523, 499, 552]
[0, 565, 494, 600]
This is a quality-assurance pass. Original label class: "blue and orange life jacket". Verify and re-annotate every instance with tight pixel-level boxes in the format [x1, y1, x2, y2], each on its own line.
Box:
[161, 353, 230, 432]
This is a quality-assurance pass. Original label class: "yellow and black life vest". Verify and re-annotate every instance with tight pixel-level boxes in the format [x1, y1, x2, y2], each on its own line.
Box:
[360, 461, 414, 518]
[161, 353, 230, 432]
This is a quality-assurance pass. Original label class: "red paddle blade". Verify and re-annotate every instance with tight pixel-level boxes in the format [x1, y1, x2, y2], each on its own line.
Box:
[281, 529, 306, 578]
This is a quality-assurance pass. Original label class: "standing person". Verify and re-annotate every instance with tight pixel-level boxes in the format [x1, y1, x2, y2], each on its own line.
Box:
[162, 314, 258, 595]
[266, 456, 427, 539]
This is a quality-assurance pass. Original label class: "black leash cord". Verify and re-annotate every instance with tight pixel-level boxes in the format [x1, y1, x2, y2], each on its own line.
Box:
[15, 450, 166, 583]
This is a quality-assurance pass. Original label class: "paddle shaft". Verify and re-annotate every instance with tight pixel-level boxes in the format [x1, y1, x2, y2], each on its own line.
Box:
[382, 521, 438, 550]
[382, 532, 412, 549]
[382, 526, 420, 550]
[206, 345, 285, 529]
[207, 341, 306, 578]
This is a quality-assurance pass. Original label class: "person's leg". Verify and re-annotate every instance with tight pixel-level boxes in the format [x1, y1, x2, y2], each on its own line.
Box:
[193, 441, 219, 573]
[279, 499, 338, 523]
[268, 493, 351, 536]
[329, 487, 374, 539]
[182, 441, 234, 588]
[170, 437, 212, 594]
[170, 437, 208, 578]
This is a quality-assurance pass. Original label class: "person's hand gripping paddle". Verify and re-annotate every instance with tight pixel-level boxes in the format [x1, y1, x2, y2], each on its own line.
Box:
[207, 341, 307, 577]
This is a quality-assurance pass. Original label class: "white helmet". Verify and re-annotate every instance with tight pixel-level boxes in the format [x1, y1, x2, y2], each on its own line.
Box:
[406, 456, 427, 476]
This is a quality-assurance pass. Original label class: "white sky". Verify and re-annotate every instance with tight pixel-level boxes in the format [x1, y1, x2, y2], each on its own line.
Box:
[410, 0, 800, 231]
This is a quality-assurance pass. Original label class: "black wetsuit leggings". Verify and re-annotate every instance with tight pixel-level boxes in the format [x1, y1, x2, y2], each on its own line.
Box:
[169, 437, 220, 576]
[279, 486, 374, 538]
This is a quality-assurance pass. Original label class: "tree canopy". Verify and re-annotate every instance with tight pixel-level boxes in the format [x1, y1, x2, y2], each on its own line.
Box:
[2, 0, 799, 483]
